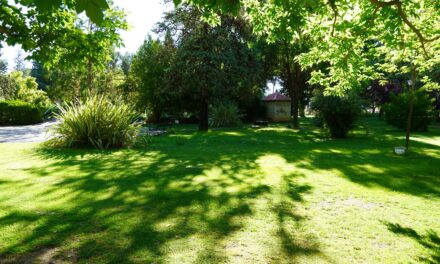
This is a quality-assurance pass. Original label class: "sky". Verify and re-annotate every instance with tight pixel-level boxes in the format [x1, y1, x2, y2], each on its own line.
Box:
[113, 0, 171, 53]
[1, 0, 170, 71]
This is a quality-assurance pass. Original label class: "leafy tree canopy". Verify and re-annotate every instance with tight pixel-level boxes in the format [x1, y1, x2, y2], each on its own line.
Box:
[161, 5, 266, 130]
[175, 0, 440, 94]
[1, 0, 126, 68]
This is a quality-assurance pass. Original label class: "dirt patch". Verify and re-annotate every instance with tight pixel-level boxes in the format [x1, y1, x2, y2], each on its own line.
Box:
[342, 198, 379, 209]
[317, 198, 381, 210]
[0, 247, 77, 264]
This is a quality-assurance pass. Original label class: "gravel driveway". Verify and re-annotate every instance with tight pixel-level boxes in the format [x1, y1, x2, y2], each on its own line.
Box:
[0, 120, 57, 143]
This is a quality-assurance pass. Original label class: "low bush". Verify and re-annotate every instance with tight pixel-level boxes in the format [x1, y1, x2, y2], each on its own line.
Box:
[209, 102, 243, 128]
[17, 87, 51, 112]
[382, 91, 435, 132]
[0, 100, 43, 125]
[312, 94, 363, 138]
[47, 96, 140, 149]
[8, 71, 51, 112]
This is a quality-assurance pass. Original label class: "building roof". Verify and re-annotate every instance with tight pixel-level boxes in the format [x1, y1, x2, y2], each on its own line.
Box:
[262, 92, 291, 102]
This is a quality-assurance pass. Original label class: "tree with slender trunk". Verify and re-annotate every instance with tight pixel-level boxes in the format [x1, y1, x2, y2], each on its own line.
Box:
[266, 38, 312, 129]
[405, 68, 417, 151]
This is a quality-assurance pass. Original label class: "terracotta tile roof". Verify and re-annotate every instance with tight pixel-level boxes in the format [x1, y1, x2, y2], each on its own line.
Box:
[262, 92, 291, 101]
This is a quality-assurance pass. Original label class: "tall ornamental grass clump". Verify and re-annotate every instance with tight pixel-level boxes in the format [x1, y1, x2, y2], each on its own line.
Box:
[47, 96, 140, 149]
[209, 101, 243, 128]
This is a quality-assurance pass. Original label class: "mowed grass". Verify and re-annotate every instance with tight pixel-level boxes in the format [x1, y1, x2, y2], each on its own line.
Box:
[0, 118, 439, 263]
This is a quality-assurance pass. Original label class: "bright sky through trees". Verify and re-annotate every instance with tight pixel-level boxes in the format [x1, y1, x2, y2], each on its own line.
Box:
[114, 0, 171, 53]
[1, 0, 169, 71]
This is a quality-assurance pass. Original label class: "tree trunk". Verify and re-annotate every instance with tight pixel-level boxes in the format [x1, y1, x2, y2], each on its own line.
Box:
[405, 99, 414, 150]
[153, 110, 162, 123]
[285, 61, 299, 128]
[405, 69, 417, 151]
[299, 104, 305, 117]
[199, 86, 209, 131]
[291, 83, 299, 128]
[281, 40, 299, 129]
[198, 23, 210, 132]
[291, 64, 302, 129]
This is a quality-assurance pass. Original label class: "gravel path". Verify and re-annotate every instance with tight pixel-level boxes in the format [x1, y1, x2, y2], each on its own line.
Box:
[0, 120, 57, 143]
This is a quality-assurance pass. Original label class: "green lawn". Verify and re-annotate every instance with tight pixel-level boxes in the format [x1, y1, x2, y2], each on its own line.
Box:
[0, 118, 439, 263]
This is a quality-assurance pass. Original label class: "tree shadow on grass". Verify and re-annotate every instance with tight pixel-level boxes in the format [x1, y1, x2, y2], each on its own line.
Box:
[289, 131, 440, 198]
[273, 177, 320, 258]
[0, 119, 439, 262]
[0, 137, 322, 263]
[385, 222, 440, 264]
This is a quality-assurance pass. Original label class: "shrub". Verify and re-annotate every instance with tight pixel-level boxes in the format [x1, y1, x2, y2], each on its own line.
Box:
[0, 100, 43, 125]
[0, 74, 17, 100]
[382, 91, 435, 132]
[209, 101, 243, 128]
[8, 71, 51, 112]
[312, 94, 363, 138]
[47, 96, 140, 149]
[17, 86, 51, 112]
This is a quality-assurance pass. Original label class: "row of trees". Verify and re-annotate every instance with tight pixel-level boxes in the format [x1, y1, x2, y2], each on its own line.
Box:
[1, 0, 439, 148]
[127, 4, 324, 131]
[181, 0, 440, 148]
[1, 1, 320, 131]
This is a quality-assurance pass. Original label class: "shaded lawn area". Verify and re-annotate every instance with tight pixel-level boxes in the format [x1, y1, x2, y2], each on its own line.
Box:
[0, 118, 439, 263]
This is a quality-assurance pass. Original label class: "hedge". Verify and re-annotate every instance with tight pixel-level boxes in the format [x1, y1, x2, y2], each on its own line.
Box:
[0, 100, 43, 126]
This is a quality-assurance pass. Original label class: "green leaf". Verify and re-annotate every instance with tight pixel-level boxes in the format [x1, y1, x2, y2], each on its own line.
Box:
[75, 0, 88, 13]
[92, 0, 109, 10]
[85, 8, 103, 25]
[84, 0, 107, 25]
[34, 0, 61, 12]
[74, 0, 109, 25]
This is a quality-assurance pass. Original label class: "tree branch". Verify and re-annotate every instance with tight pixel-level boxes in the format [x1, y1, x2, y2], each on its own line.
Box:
[369, 0, 439, 57]
[369, 0, 400, 7]
[394, 2, 429, 56]
[328, 0, 338, 37]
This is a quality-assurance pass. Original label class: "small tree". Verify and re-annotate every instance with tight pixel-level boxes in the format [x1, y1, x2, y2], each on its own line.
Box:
[362, 80, 403, 115]
[383, 91, 435, 132]
[9, 71, 51, 111]
[30, 61, 51, 91]
[0, 52, 7, 74]
[312, 94, 363, 138]
[14, 50, 26, 72]
[129, 35, 176, 122]
[158, 5, 265, 131]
